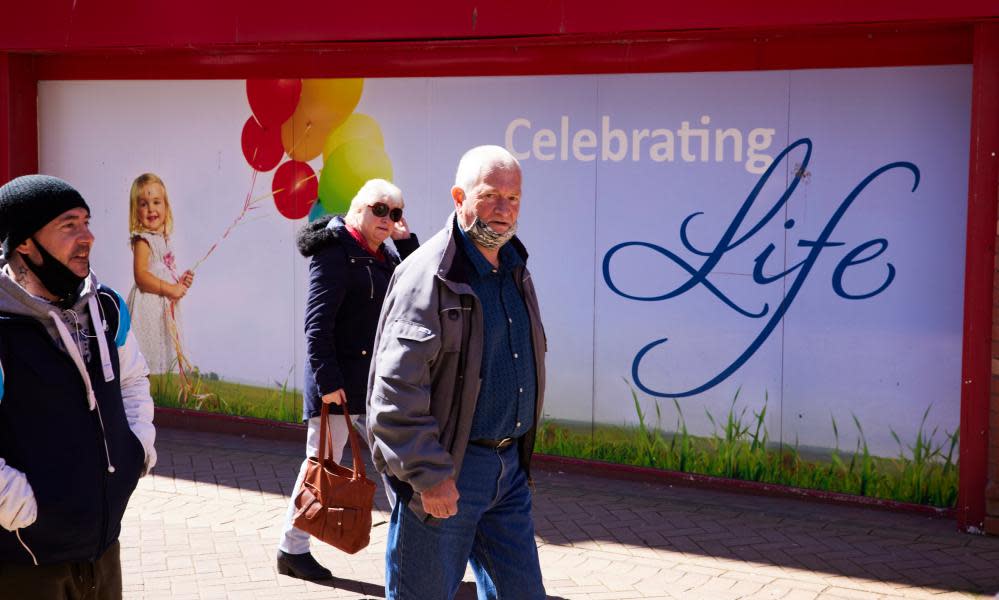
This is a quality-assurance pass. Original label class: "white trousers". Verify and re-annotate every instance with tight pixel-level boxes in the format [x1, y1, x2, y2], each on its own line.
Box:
[278, 413, 362, 554]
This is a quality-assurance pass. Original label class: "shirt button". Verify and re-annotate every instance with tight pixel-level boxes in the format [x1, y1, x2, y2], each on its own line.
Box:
[513, 353, 518, 359]
[516, 421, 521, 427]
[361, 350, 367, 356]
[508, 318, 513, 324]
[519, 387, 523, 393]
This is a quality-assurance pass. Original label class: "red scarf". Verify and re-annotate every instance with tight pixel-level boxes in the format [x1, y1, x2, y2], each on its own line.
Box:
[346, 224, 385, 262]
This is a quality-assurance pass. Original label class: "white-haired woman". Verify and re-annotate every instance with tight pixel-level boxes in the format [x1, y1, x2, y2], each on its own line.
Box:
[277, 179, 419, 580]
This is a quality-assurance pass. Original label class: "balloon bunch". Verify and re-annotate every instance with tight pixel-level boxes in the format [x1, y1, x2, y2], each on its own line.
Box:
[162, 79, 395, 407]
[241, 78, 394, 221]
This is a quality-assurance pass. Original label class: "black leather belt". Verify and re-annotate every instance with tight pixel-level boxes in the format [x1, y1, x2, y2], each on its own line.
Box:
[470, 437, 516, 449]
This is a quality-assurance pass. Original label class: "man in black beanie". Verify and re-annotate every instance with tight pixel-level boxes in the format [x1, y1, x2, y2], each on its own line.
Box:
[0, 175, 157, 600]
[0, 174, 93, 307]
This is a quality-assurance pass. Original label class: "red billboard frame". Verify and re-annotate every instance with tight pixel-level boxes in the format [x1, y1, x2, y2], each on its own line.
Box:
[0, 11, 995, 532]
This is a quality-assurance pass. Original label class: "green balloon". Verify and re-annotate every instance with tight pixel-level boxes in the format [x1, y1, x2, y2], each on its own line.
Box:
[319, 139, 393, 214]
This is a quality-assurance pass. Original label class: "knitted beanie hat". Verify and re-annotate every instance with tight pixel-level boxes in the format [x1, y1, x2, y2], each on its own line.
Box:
[0, 175, 90, 255]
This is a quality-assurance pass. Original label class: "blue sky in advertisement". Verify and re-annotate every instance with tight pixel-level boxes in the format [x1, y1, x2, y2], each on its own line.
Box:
[38, 65, 970, 457]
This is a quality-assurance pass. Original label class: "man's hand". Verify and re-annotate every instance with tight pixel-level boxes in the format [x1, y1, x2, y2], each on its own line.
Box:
[322, 389, 346, 405]
[421, 478, 459, 518]
[0, 462, 37, 532]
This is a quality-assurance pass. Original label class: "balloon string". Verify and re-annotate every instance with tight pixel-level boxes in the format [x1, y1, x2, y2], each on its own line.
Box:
[166, 299, 221, 410]
[163, 167, 261, 403]
[163, 136, 322, 401]
[270, 170, 320, 197]
[157, 253, 212, 406]
[286, 121, 312, 155]
[187, 149, 322, 274]
[188, 170, 263, 272]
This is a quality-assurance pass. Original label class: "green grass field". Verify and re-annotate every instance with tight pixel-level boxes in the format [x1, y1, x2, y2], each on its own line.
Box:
[537, 385, 959, 508]
[149, 372, 302, 423]
[150, 372, 958, 508]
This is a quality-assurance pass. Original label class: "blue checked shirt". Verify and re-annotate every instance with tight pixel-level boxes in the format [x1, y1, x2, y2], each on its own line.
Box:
[458, 227, 537, 440]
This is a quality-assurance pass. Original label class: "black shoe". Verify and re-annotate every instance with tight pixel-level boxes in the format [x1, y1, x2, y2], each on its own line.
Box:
[276, 550, 333, 581]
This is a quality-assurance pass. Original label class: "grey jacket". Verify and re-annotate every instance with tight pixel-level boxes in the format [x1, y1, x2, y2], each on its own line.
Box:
[366, 213, 546, 517]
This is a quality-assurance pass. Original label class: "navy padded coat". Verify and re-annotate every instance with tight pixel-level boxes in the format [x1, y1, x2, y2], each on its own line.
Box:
[298, 215, 419, 418]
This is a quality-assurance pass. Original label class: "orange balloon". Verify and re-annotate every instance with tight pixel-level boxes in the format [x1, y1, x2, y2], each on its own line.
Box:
[281, 79, 364, 162]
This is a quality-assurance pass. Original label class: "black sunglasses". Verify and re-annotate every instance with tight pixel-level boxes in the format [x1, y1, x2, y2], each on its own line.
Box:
[369, 202, 403, 222]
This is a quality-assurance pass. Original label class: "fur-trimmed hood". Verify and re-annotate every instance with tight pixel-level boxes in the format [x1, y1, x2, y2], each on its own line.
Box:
[296, 214, 405, 263]
[296, 215, 340, 258]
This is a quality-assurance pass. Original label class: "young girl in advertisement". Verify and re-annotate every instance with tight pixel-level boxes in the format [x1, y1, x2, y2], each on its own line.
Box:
[126, 173, 194, 374]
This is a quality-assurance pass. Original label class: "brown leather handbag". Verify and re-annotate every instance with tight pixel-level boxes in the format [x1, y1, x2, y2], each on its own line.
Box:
[292, 403, 376, 554]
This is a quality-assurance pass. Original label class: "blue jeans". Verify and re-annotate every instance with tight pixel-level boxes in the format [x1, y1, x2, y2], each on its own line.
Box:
[384, 443, 545, 600]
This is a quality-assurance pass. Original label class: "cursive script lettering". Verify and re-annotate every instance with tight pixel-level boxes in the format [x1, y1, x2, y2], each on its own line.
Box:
[602, 138, 919, 398]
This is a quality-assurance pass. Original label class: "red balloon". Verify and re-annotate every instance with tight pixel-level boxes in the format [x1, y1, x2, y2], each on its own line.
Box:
[241, 116, 284, 172]
[246, 79, 303, 128]
[272, 160, 318, 220]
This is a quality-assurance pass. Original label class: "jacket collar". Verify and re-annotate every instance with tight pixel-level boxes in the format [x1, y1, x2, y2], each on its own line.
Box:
[437, 212, 528, 286]
[328, 216, 401, 264]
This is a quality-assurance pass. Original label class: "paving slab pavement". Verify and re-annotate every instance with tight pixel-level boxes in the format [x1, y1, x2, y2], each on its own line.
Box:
[118, 427, 999, 599]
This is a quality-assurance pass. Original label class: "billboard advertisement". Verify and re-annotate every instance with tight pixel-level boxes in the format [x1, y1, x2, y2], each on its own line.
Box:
[38, 65, 970, 506]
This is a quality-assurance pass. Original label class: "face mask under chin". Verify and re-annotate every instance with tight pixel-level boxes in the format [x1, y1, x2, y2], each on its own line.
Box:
[19, 238, 86, 309]
[461, 216, 517, 250]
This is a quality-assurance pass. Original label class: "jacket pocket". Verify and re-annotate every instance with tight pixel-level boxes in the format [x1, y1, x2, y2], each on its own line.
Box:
[375, 319, 440, 387]
[391, 320, 434, 342]
[126, 428, 147, 477]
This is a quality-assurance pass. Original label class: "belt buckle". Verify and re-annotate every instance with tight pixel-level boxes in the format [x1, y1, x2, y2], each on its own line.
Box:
[497, 437, 514, 449]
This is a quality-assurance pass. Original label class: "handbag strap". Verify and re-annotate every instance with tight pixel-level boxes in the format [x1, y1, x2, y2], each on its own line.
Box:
[343, 409, 367, 480]
[318, 402, 368, 481]
[318, 400, 331, 460]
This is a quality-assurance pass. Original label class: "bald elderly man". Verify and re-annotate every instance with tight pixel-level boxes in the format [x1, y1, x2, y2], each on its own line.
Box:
[367, 145, 546, 599]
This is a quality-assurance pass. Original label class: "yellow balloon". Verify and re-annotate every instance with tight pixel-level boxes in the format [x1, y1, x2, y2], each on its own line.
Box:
[319, 139, 393, 214]
[281, 78, 364, 162]
[322, 113, 385, 163]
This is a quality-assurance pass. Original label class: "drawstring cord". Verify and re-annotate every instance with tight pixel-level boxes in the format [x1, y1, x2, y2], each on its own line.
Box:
[92, 405, 116, 474]
[100, 291, 121, 335]
[87, 296, 115, 383]
[61, 301, 115, 383]
[15, 301, 120, 565]
[16, 529, 38, 565]
[49, 311, 116, 474]
[61, 309, 93, 355]
[50, 312, 96, 410]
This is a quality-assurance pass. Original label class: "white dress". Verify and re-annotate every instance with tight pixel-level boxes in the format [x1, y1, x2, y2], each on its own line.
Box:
[126, 231, 181, 374]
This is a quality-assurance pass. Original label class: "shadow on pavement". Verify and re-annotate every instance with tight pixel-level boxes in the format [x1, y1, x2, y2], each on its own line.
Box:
[455, 582, 568, 599]
[310, 576, 384, 598]
[154, 427, 999, 597]
[292, 577, 569, 599]
[529, 465, 999, 597]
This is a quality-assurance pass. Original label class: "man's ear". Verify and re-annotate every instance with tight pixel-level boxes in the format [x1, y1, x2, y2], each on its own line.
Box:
[451, 186, 465, 209]
[14, 237, 34, 257]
